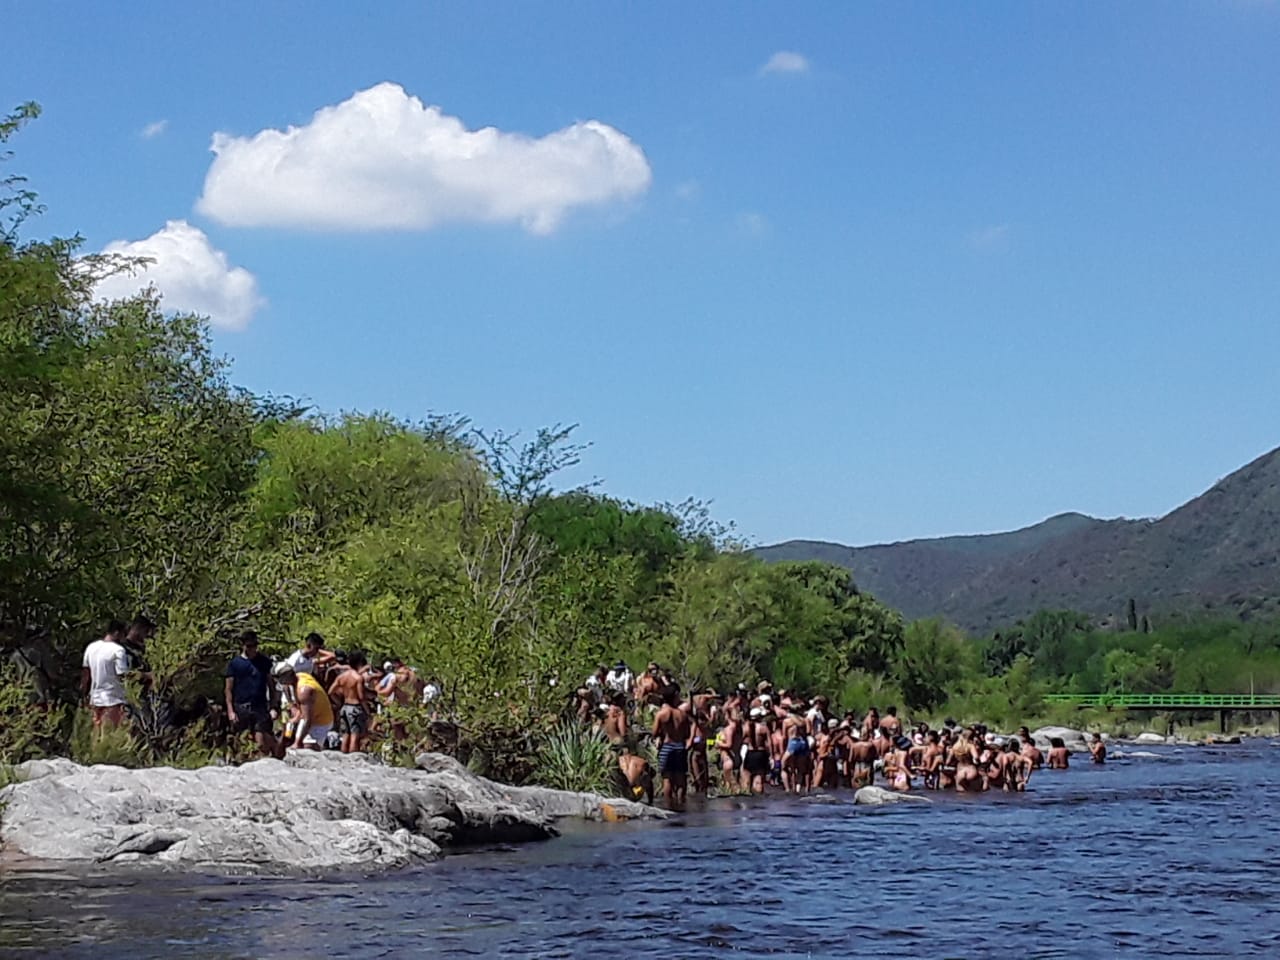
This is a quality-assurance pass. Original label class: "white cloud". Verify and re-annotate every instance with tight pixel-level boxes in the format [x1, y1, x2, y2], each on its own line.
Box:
[967, 223, 1010, 248]
[760, 51, 811, 76]
[736, 211, 770, 237]
[140, 119, 168, 139]
[94, 220, 263, 331]
[674, 179, 701, 201]
[196, 82, 652, 234]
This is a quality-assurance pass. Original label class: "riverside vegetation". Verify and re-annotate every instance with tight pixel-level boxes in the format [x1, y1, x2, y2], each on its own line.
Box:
[3, 103, 1278, 793]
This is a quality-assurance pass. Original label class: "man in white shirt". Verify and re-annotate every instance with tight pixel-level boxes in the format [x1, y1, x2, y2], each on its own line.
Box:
[82, 620, 130, 730]
[605, 661, 634, 695]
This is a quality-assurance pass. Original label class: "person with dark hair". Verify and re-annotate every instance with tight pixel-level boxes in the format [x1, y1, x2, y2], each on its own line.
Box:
[273, 661, 332, 751]
[329, 650, 371, 753]
[652, 683, 690, 809]
[1048, 737, 1070, 769]
[82, 620, 130, 731]
[224, 631, 278, 756]
[286, 632, 332, 677]
[1089, 733, 1107, 764]
[882, 705, 901, 737]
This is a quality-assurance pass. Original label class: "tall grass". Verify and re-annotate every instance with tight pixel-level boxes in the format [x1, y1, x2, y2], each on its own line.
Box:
[533, 722, 617, 795]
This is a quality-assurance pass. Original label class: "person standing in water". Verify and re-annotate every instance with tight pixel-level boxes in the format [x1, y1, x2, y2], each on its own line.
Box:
[652, 684, 691, 809]
[1089, 733, 1107, 764]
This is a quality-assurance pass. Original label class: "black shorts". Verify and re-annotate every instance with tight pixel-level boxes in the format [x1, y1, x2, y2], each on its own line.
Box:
[744, 749, 770, 775]
[233, 703, 273, 736]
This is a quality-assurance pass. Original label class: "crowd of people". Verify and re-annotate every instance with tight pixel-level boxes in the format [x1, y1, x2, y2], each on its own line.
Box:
[573, 661, 1108, 809]
[81, 620, 439, 757]
[80, 621, 1109, 809]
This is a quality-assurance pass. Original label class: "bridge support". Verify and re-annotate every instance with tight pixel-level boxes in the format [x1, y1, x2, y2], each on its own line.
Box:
[1219, 709, 1228, 735]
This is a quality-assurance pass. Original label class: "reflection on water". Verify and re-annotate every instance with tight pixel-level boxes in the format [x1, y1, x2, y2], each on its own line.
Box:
[2, 743, 1279, 959]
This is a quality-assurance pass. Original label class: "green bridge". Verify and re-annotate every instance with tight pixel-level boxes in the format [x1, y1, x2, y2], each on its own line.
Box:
[1043, 692, 1280, 733]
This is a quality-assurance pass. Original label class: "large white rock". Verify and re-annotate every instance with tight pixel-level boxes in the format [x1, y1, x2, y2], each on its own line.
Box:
[1030, 726, 1092, 753]
[0, 751, 663, 874]
[1134, 732, 1168, 745]
[853, 786, 931, 805]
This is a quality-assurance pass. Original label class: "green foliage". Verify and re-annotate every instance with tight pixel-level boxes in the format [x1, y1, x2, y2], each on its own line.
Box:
[896, 618, 972, 712]
[0, 663, 69, 763]
[68, 710, 144, 767]
[533, 721, 617, 795]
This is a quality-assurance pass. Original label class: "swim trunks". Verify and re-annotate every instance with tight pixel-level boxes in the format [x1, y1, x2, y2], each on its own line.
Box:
[786, 737, 809, 756]
[744, 749, 770, 775]
[339, 703, 368, 735]
[233, 702, 273, 736]
[658, 742, 688, 776]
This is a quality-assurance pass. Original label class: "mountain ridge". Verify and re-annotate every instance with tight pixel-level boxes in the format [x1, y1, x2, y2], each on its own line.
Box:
[755, 446, 1280, 632]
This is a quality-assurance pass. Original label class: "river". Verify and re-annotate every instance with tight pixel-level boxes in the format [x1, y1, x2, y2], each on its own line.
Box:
[1, 740, 1277, 959]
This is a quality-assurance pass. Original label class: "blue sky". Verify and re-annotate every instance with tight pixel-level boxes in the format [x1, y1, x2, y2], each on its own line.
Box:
[7, 2, 1279, 546]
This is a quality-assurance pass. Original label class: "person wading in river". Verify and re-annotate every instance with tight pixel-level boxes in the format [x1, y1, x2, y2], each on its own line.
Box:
[1089, 733, 1107, 764]
[652, 684, 691, 809]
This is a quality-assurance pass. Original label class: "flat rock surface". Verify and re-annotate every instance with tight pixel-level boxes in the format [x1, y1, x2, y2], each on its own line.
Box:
[0, 752, 663, 875]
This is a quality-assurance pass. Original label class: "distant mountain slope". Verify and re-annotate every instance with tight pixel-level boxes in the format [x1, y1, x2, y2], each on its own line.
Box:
[756, 447, 1280, 632]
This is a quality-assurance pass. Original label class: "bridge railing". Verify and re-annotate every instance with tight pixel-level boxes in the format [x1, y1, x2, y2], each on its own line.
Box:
[1042, 693, 1280, 708]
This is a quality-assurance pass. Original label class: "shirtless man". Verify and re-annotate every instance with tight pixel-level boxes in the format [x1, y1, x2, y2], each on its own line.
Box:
[742, 707, 772, 794]
[1089, 733, 1107, 764]
[634, 663, 662, 709]
[1018, 727, 1044, 770]
[881, 706, 902, 739]
[602, 690, 629, 744]
[715, 708, 744, 792]
[328, 651, 371, 753]
[812, 719, 841, 790]
[652, 684, 692, 809]
[781, 703, 812, 794]
[846, 734, 878, 787]
[999, 739, 1032, 792]
[618, 749, 654, 805]
[1048, 737, 1071, 769]
[861, 707, 881, 741]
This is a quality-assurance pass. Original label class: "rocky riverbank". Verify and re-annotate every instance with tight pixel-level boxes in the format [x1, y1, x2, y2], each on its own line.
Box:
[0, 751, 665, 875]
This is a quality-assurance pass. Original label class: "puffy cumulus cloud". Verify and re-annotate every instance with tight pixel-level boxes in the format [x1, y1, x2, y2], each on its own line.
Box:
[94, 220, 263, 331]
[760, 51, 810, 75]
[196, 82, 652, 234]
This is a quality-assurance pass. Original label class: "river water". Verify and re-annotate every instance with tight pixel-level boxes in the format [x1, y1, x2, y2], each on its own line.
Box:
[1, 741, 1277, 959]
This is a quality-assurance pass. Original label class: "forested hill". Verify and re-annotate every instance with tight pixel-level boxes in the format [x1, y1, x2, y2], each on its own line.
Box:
[756, 446, 1280, 633]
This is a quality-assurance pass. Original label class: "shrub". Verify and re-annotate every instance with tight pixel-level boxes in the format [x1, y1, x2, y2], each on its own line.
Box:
[533, 721, 617, 795]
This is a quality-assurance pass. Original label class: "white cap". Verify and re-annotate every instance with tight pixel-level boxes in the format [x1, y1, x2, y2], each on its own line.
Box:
[271, 661, 295, 678]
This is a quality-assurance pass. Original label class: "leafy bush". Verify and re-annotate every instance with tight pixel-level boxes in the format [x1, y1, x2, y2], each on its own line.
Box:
[533, 721, 617, 795]
[0, 663, 70, 765]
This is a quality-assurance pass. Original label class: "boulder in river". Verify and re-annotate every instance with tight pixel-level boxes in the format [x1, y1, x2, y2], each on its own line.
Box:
[0, 751, 665, 875]
[853, 786, 931, 805]
[1134, 732, 1168, 745]
[1030, 726, 1093, 753]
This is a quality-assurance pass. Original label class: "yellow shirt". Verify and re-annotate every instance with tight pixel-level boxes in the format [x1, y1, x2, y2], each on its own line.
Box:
[297, 671, 334, 726]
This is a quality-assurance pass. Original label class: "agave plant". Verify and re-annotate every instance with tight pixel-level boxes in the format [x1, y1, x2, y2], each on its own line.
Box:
[533, 721, 617, 795]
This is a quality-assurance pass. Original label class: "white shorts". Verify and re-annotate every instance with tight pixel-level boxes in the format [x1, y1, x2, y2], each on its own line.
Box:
[303, 723, 332, 747]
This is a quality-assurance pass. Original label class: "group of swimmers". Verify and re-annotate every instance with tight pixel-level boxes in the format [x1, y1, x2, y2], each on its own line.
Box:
[576, 662, 1107, 809]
